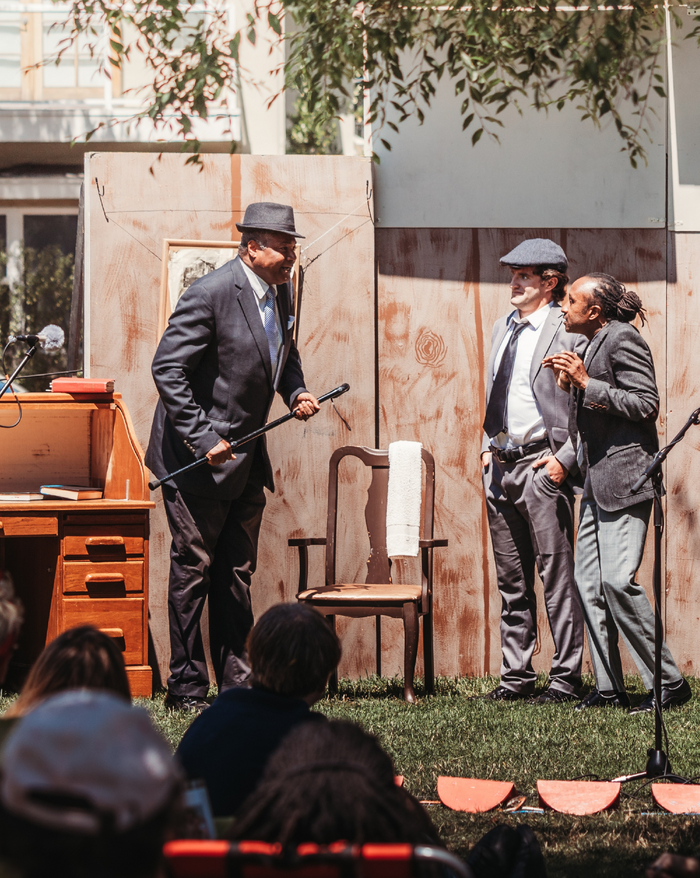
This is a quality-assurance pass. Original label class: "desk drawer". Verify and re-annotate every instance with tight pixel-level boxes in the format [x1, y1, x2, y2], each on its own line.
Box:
[62, 597, 145, 664]
[0, 515, 58, 537]
[64, 561, 144, 595]
[64, 525, 144, 558]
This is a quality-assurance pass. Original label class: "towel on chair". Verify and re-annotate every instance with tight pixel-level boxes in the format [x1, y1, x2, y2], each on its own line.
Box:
[386, 440, 423, 558]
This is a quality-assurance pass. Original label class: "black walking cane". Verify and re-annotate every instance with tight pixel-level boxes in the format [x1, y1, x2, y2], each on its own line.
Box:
[148, 383, 350, 491]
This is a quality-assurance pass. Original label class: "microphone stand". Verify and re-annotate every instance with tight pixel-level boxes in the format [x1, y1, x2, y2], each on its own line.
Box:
[149, 383, 350, 491]
[611, 405, 700, 784]
[0, 341, 39, 400]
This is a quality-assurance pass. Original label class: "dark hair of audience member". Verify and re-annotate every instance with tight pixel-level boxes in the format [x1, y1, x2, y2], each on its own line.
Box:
[585, 272, 647, 326]
[230, 719, 441, 847]
[0, 797, 180, 878]
[5, 625, 130, 718]
[248, 603, 341, 698]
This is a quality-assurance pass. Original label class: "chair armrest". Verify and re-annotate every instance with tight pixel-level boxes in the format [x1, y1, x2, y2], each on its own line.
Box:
[419, 539, 448, 548]
[288, 538, 327, 547]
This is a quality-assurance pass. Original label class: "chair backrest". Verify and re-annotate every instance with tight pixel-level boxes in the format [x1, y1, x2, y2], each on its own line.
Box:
[325, 446, 435, 586]
[163, 840, 472, 878]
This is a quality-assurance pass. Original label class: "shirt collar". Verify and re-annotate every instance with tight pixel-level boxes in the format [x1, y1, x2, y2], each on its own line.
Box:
[508, 300, 553, 329]
[240, 258, 275, 302]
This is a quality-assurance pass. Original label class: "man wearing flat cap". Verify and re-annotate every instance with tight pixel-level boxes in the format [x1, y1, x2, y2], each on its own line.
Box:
[146, 202, 319, 711]
[479, 238, 585, 704]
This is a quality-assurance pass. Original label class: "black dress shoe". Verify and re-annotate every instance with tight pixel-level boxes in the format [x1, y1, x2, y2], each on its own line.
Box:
[528, 688, 580, 705]
[475, 685, 533, 702]
[164, 692, 210, 713]
[574, 689, 630, 711]
[628, 678, 692, 715]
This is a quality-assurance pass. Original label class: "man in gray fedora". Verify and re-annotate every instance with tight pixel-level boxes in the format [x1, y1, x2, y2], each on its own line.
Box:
[479, 238, 585, 703]
[146, 202, 319, 711]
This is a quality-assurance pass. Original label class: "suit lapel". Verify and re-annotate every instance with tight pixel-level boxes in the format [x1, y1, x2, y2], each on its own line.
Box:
[233, 259, 273, 385]
[529, 305, 560, 384]
[584, 323, 610, 370]
[273, 283, 292, 388]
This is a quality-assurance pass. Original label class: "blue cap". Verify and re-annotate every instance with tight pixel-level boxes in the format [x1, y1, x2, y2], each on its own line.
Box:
[499, 238, 568, 273]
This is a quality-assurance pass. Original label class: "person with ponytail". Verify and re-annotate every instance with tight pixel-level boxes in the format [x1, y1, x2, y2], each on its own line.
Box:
[543, 274, 691, 714]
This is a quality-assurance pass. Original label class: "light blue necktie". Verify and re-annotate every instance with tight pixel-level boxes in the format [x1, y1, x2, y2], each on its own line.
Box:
[263, 286, 278, 374]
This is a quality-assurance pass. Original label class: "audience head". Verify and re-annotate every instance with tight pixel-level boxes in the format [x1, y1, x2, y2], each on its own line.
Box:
[0, 570, 23, 684]
[230, 719, 440, 847]
[248, 603, 341, 701]
[0, 690, 182, 878]
[5, 625, 130, 719]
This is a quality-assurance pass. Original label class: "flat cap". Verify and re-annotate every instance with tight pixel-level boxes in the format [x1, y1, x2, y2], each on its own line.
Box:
[500, 238, 567, 272]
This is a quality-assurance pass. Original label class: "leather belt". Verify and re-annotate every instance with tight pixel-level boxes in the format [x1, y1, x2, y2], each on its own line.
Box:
[489, 439, 550, 464]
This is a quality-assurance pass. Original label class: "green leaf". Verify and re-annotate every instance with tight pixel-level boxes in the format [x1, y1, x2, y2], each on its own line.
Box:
[471, 128, 483, 145]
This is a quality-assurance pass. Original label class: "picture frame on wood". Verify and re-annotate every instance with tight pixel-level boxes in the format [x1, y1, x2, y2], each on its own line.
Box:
[158, 239, 301, 341]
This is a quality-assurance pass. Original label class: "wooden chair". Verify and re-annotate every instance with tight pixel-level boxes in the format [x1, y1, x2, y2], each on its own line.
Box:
[163, 840, 472, 878]
[289, 446, 447, 703]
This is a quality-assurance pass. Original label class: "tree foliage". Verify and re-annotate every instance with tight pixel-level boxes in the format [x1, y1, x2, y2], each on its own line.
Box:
[51, 0, 699, 166]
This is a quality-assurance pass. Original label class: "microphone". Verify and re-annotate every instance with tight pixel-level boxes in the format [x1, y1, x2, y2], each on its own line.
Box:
[9, 325, 65, 352]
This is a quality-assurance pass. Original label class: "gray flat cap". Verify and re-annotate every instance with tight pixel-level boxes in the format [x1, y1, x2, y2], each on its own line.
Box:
[500, 238, 567, 272]
[236, 202, 305, 239]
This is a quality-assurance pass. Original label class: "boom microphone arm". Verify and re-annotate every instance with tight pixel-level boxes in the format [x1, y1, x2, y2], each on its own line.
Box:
[148, 383, 350, 491]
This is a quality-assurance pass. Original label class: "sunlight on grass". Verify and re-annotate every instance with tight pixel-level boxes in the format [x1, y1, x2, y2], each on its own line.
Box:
[6, 675, 700, 877]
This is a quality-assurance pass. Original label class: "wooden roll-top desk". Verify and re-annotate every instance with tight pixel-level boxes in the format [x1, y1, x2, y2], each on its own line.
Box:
[0, 392, 154, 696]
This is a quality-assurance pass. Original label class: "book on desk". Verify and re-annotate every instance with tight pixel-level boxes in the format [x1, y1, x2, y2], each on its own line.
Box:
[0, 392, 154, 697]
[40, 485, 104, 501]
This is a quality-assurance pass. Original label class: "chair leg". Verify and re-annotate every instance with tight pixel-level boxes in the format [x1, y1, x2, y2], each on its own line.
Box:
[402, 602, 419, 703]
[423, 606, 435, 695]
[375, 616, 382, 677]
[326, 615, 338, 694]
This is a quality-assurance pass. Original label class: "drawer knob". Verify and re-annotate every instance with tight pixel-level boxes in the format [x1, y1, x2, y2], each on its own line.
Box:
[100, 628, 125, 639]
[85, 573, 126, 584]
[85, 537, 125, 547]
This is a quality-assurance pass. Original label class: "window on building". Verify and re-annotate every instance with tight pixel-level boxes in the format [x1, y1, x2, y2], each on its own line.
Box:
[0, 13, 22, 89]
[43, 13, 101, 89]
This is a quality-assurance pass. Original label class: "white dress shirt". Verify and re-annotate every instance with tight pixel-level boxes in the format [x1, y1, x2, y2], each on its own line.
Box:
[490, 302, 552, 449]
[240, 259, 283, 360]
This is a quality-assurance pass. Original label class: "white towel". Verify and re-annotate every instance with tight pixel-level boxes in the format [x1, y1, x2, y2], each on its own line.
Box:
[386, 440, 423, 558]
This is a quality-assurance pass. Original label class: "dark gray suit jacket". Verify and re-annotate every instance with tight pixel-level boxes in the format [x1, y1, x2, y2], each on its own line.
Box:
[481, 303, 587, 474]
[572, 321, 659, 512]
[145, 256, 307, 500]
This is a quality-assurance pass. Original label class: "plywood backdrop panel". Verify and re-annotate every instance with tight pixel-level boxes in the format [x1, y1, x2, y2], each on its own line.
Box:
[377, 228, 668, 679]
[666, 231, 700, 676]
[241, 156, 376, 680]
[86, 152, 375, 684]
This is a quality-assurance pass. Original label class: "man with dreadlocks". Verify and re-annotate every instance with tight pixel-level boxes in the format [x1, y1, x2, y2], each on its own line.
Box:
[544, 273, 691, 714]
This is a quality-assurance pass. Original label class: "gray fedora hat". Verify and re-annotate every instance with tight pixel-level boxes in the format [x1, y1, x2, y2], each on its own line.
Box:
[500, 238, 568, 273]
[236, 202, 305, 239]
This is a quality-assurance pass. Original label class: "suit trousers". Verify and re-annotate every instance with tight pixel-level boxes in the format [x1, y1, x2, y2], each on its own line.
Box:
[575, 494, 681, 692]
[163, 454, 267, 698]
[483, 451, 584, 694]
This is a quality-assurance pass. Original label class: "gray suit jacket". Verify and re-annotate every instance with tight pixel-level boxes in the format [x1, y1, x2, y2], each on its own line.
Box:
[572, 320, 659, 512]
[145, 256, 307, 500]
[481, 303, 586, 474]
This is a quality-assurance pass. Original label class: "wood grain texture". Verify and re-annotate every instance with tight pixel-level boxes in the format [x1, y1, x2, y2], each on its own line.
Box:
[665, 231, 700, 676]
[377, 228, 668, 678]
[241, 156, 376, 681]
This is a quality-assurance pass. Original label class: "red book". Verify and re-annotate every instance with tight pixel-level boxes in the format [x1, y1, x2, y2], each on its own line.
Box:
[51, 377, 115, 393]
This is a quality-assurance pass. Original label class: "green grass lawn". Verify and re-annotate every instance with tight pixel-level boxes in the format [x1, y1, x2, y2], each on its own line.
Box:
[3, 674, 700, 877]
